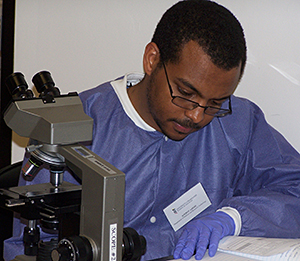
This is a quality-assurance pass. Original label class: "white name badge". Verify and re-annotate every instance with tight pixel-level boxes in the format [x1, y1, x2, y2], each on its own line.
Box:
[163, 183, 211, 231]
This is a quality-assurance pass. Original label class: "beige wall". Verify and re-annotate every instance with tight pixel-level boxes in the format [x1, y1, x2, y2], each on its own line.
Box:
[12, 0, 300, 162]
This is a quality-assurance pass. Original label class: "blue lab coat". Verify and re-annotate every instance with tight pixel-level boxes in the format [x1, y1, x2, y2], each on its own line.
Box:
[4, 74, 300, 260]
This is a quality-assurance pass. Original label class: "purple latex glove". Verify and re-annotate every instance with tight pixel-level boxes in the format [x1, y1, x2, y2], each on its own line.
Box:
[173, 211, 235, 260]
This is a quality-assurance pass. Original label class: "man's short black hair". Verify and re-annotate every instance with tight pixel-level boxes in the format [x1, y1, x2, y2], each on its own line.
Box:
[151, 0, 247, 76]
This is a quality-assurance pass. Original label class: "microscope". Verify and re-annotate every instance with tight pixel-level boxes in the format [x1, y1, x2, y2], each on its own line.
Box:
[0, 72, 146, 261]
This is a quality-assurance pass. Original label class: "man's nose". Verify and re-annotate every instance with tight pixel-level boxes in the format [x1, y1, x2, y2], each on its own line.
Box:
[184, 106, 205, 124]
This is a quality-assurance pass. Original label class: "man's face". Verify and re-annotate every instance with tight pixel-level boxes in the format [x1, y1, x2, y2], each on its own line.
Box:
[146, 41, 241, 141]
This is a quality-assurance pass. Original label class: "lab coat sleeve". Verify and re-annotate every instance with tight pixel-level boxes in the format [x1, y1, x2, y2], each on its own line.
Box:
[219, 104, 300, 238]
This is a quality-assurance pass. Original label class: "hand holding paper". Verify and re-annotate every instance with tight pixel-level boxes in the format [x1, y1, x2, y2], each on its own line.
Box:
[173, 212, 235, 260]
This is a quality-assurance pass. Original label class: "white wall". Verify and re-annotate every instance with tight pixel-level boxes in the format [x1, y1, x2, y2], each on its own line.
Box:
[218, 0, 300, 151]
[11, 0, 300, 163]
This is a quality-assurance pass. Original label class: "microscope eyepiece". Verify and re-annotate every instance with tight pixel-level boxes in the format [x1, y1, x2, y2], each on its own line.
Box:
[5, 72, 34, 99]
[5, 71, 61, 102]
[32, 71, 60, 98]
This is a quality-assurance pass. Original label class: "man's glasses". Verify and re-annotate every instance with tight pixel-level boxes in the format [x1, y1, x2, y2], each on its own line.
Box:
[162, 62, 232, 117]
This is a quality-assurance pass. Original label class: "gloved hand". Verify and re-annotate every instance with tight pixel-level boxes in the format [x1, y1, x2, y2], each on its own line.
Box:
[173, 211, 235, 260]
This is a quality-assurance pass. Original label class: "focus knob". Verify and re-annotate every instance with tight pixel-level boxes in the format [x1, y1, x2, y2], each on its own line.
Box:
[51, 236, 92, 261]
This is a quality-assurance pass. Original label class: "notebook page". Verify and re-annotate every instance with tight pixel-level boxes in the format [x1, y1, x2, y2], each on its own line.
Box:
[217, 236, 300, 261]
[169, 251, 257, 261]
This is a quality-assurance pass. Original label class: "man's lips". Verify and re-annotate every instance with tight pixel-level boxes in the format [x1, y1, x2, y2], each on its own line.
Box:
[173, 121, 194, 134]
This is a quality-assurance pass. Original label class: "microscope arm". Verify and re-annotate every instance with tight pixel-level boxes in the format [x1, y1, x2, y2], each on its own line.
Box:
[58, 144, 125, 261]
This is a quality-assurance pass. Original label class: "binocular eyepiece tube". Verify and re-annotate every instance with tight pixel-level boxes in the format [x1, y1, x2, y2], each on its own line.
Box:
[5, 71, 60, 101]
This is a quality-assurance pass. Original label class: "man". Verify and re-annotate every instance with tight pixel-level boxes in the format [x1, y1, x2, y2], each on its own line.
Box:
[4, 0, 300, 260]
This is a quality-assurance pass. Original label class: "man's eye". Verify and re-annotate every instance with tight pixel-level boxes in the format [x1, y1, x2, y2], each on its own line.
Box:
[177, 86, 192, 97]
[210, 100, 223, 107]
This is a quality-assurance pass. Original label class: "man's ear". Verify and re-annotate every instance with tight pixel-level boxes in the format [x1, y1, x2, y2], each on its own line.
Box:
[143, 42, 160, 76]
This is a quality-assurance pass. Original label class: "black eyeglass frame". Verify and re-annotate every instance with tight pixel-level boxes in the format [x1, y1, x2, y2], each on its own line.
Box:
[162, 62, 232, 117]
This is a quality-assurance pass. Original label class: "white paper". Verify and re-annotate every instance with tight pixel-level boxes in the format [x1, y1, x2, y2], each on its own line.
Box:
[217, 236, 300, 261]
[168, 236, 300, 261]
[169, 250, 257, 260]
